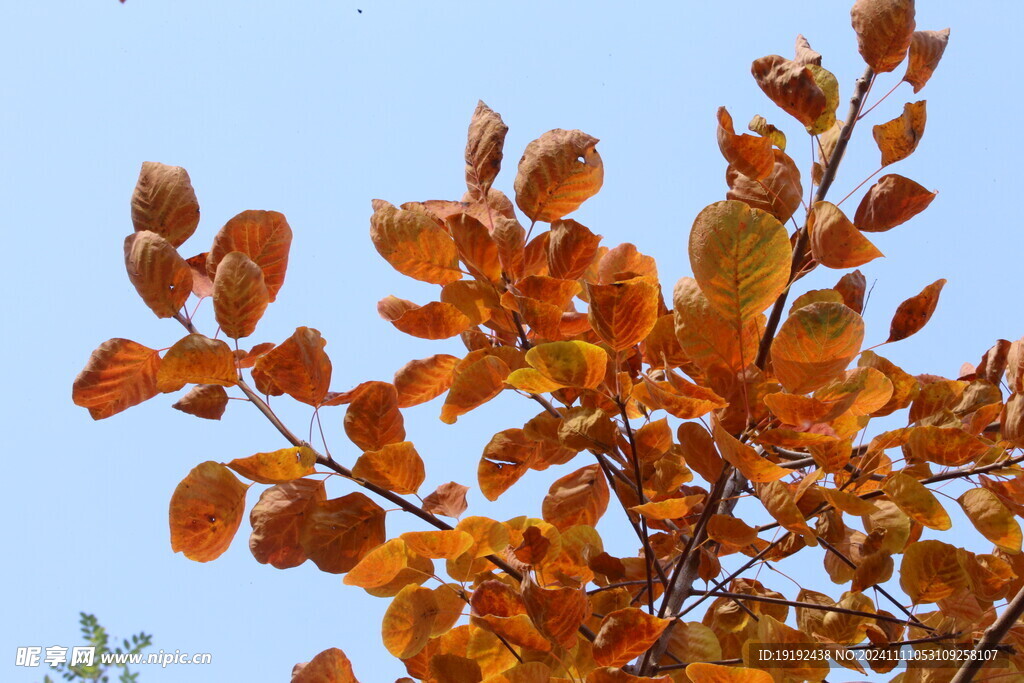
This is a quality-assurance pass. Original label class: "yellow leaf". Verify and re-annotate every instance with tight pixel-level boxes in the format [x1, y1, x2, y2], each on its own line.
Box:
[227, 446, 316, 484]
[959, 488, 1022, 554]
[382, 584, 439, 659]
[882, 471, 951, 530]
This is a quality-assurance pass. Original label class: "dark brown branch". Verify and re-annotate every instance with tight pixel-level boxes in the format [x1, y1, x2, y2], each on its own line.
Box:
[949, 583, 1024, 683]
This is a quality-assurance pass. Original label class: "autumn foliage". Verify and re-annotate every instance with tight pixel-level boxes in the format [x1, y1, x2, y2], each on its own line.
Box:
[73, 1, 1024, 681]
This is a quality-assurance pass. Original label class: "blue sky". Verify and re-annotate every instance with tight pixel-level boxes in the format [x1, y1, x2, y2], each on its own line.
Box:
[2, 1, 1022, 681]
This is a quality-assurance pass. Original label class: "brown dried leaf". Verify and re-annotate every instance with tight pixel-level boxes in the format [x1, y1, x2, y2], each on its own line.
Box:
[130, 161, 200, 248]
[905, 29, 951, 93]
[422, 482, 470, 519]
[123, 231, 192, 318]
[750, 55, 826, 128]
[887, 279, 945, 343]
[212, 251, 269, 339]
[465, 101, 508, 200]
[873, 100, 927, 167]
[207, 210, 292, 302]
[725, 149, 803, 224]
[851, 0, 916, 73]
[300, 492, 386, 574]
[253, 327, 332, 406]
[292, 648, 360, 683]
[514, 129, 604, 223]
[854, 174, 936, 232]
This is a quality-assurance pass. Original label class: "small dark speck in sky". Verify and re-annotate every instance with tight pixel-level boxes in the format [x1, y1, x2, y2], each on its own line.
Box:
[358, 8, 363, 13]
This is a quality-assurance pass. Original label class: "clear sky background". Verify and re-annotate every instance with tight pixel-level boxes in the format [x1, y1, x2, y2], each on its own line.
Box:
[2, 1, 1022, 681]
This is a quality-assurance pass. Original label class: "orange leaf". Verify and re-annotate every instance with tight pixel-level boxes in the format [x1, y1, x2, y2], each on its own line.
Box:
[382, 584, 439, 659]
[352, 441, 425, 495]
[882, 472, 951, 530]
[726, 149, 803, 224]
[713, 419, 790, 483]
[172, 384, 228, 420]
[292, 648, 360, 683]
[394, 354, 460, 408]
[464, 101, 508, 200]
[343, 538, 426, 590]
[515, 129, 604, 223]
[757, 480, 817, 544]
[249, 478, 325, 569]
[685, 662, 772, 683]
[673, 277, 763, 373]
[228, 446, 316, 484]
[959, 488, 1022, 554]
[73, 338, 161, 419]
[770, 302, 865, 394]
[493, 214, 527, 280]
[904, 29, 951, 93]
[689, 200, 791, 326]
[631, 495, 704, 521]
[586, 668, 671, 683]
[547, 219, 602, 280]
[592, 607, 671, 668]
[808, 201, 883, 269]
[887, 278, 945, 343]
[377, 296, 472, 340]
[542, 465, 609, 531]
[157, 334, 236, 392]
[678, 422, 725, 483]
[207, 209, 292, 302]
[900, 540, 968, 603]
[400, 530, 475, 560]
[440, 355, 510, 424]
[851, 0, 916, 73]
[835, 270, 867, 313]
[873, 100, 926, 167]
[587, 277, 660, 351]
[169, 461, 248, 562]
[212, 251, 270, 339]
[716, 107, 774, 180]
[514, 340, 608, 390]
[300, 492, 386, 574]
[750, 55, 826, 128]
[521, 575, 590, 649]
[185, 252, 214, 298]
[707, 514, 760, 549]
[632, 376, 728, 420]
[130, 161, 200, 248]
[478, 429, 540, 501]
[423, 482, 470, 519]
[344, 381, 406, 451]
[854, 174, 936, 232]
[123, 231, 192, 318]
[447, 212, 502, 283]
[369, 200, 461, 285]
[253, 327, 332, 406]
[598, 242, 658, 284]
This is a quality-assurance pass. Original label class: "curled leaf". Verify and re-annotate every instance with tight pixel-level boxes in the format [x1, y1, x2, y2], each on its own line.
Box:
[130, 161, 200, 248]
[887, 279, 945, 343]
[873, 100, 926, 167]
[123, 231, 192, 318]
[851, 0, 916, 73]
[514, 129, 604, 223]
[904, 29, 951, 93]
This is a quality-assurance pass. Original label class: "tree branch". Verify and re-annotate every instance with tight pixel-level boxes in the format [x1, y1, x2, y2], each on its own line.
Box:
[949, 583, 1024, 683]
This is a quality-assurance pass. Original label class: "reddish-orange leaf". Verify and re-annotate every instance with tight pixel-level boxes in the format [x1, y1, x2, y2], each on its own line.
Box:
[598, 242, 658, 284]
[123, 231, 192, 318]
[586, 668, 671, 683]
[750, 55, 826, 128]
[172, 384, 228, 420]
[542, 465, 609, 531]
[492, 215, 527, 280]
[394, 354, 460, 408]
[212, 251, 269, 339]
[130, 161, 200, 248]
[851, 0, 916, 73]
[440, 355, 510, 424]
[253, 327, 332, 406]
[854, 174, 936, 232]
[157, 334, 236, 392]
[808, 201, 883, 269]
[73, 338, 161, 419]
[521, 575, 591, 648]
[446, 213, 501, 283]
[207, 209, 292, 302]
[708, 514, 760, 549]
[873, 100, 927, 167]
[422, 482, 470, 519]
[689, 200, 791, 325]
[465, 101, 508, 201]
[678, 421, 725, 483]
[377, 296, 472, 340]
[632, 376, 728, 420]
[592, 607, 671, 668]
[771, 302, 864, 394]
[382, 584, 439, 659]
[887, 279, 945, 343]
[235, 342, 275, 369]
[726, 149, 803, 224]
[959, 487, 1022, 554]
[835, 270, 867, 314]
[343, 381, 405, 451]
[904, 29, 951, 93]
[185, 252, 214, 299]
[757, 480, 817, 544]
[300, 492, 386, 574]
[169, 461, 248, 562]
[369, 200, 461, 285]
[900, 540, 968, 603]
[858, 351, 919, 416]
[352, 441, 425, 495]
[642, 314, 690, 369]
[713, 419, 790, 483]
[249, 478, 325, 569]
[908, 426, 988, 466]
[478, 429, 540, 501]
[514, 129, 604, 223]
[716, 107, 774, 180]
[227, 446, 317, 485]
[292, 648, 360, 683]
[586, 277, 660, 351]
[685, 662, 772, 683]
[547, 219, 602, 280]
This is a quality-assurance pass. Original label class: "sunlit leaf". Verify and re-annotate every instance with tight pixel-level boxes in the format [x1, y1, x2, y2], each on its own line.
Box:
[516, 341, 608, 390]
[750, 55, 826, 128]
[851, 0, 916, 73]
[726, 149, 803, 224]
[212, 251, 269, 339]
[542, 465, 609, 531]
[130, 161, 200, 248]
[886, 279, 945, 343]
[394, 354, 460, 408]
[716, 107, 773, 180]
[771, 302, 864, 393]
[423, 482, 470, 519]
[169, 461, 248, 562]
[440, 355, 510, 424]
[73, 338, 161, 419]
[447, 213, 502, 283]
[228, 446, 316, 485]
[900, 540, 968, 603]
[592, 607, 671, 668]
[382, 584, 439, 659]
[370, 200, 461, 286]
[172, 384, 228, 420]
[757, 480, 817, 544]
[959, 487, 1022, 554]
[377, 296, 472, 340]
[400, 530, 475, 560]
[344, 381, 406, 452]
[157, 333, 236, 392]
[515, 129, 604, 223]
[123, 231, 192, 318]
[478, 429, 540, 501]
[352, 441, 425, 495]
[207, 210, 292, 302]
[905, 28, 951, 92]
[300, 492, 386, 574]
[873, 101, 927, 167]
[292, 648, 360, 683]
[808, 201, 883, 269]
[673, 277, 762, 373]
[713, 419, 790, 483]
[882, 471, 951, 530]
[685, 663, 772, 683]
[587, 277, 660, 351]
